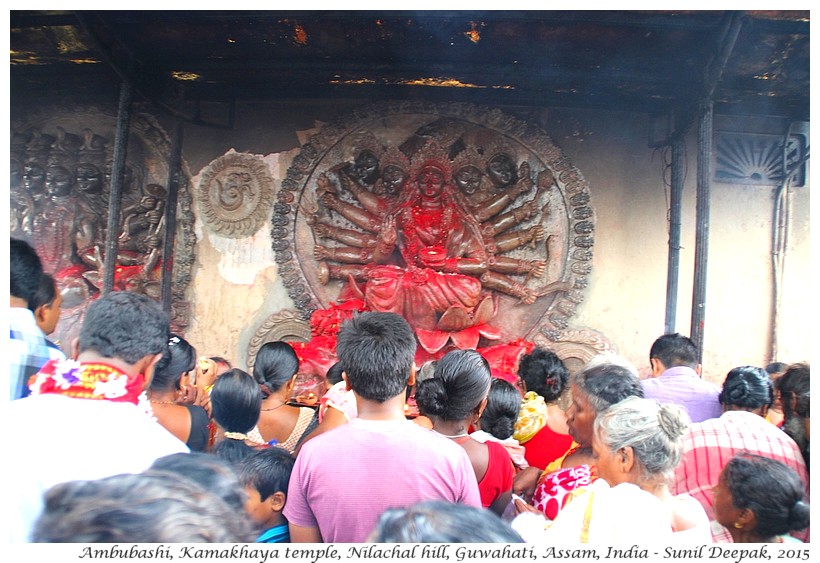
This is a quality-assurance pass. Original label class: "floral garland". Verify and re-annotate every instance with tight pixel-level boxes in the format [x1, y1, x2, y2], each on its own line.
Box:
[28, 358, 146, 405]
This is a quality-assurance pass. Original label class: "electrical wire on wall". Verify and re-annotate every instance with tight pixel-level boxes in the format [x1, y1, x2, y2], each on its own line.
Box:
[653, 138, 688, 334]
[653, 143, 689, 239]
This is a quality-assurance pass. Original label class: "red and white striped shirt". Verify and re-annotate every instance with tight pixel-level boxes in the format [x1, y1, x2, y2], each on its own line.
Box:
[673, 410, 809, 542]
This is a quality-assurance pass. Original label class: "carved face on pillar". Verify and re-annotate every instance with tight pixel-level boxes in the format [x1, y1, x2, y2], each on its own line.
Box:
[454, 164, 483, 196]
[75, 162, 104, 195]
[381, 164, 406, 196]
[418, 165, 445, 200]
[351, 150, 380, 185]
[487, 152, 516, 188]
[45, 165, 74, 198]
[23, 162, 46, 193]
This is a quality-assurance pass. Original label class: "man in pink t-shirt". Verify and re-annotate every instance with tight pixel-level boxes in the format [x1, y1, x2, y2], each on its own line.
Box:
[284, 312, 481, 543]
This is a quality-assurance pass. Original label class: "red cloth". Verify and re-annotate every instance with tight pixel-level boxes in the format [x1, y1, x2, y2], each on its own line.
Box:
[478, 339, 534, 385]
[522, 423, 574, 471]
[531, 464, 597, 520]
[476, 440, 515, 509]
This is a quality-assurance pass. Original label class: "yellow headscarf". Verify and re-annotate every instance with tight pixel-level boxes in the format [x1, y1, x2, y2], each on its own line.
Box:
[513, 391, 549, 443]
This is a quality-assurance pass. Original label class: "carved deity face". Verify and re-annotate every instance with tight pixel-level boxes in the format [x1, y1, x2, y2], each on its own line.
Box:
[46, 165, 73, 197]
[487, 153, 516, 187]
[76, 162, 103, 195]
[454, 164, 483, 195]
[381, 164, 406, 196]
[23, 162, 46, 192]
[352, 150, 380, 185]
[418, 165, 445, 199]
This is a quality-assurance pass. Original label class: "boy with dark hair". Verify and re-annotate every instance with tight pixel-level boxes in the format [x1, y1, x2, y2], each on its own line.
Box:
[9, 237, 65, 400]
[29, 273, 63, 340]
[642, 332, 721, 423]
[238, 448, 297, 543]
[335, 311, 417, 402]
[284, 312, 480, 543]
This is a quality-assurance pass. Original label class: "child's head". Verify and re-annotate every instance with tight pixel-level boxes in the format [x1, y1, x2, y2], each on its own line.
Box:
[325, 362, 344, 386]
[30, 273, 62, 336]
[237, 447, 296, 529]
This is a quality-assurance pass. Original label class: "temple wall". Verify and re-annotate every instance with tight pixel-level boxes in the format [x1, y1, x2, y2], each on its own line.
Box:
[12, 99, 810, 383]
[544, 109, 811, 382]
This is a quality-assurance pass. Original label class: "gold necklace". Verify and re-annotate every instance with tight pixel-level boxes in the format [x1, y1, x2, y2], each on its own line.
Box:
[149, 399, 177, 405]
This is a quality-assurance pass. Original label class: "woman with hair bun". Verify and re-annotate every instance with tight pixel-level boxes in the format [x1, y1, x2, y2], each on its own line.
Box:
[714, 453, 810, 542]
[147, 334, 210, 451]
[248, 341, 319, 454]
[593, 397, 710, 540]
[513, 348, 573, 471]
[718, 364, 776, 412]
[472, 378, 529, 470]
[512, 397, 708, 543]
[416, 349, 514, 515]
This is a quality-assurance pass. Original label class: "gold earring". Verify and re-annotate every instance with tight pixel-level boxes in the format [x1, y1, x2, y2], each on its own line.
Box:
[734, 522, 743, 529]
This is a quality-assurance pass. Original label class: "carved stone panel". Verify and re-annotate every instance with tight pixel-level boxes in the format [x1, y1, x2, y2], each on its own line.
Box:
[246, 310, 313, 373]
[197, 151, 275, 238]
[272, 101, 596, 346]
[10, 106, 196, 350]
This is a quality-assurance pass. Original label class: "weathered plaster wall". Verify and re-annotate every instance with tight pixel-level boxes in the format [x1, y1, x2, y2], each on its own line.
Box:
[173, 102, 810, 384]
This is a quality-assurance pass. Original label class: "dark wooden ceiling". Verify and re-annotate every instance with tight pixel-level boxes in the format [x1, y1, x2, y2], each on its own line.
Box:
[10, 10, 811, 123]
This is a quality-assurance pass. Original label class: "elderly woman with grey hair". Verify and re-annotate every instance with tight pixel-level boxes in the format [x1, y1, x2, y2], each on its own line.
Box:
[512, 397, 709, 543]
[591, 396, 711, 541]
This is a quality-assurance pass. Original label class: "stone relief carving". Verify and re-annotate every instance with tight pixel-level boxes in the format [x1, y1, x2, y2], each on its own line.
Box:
[246, 309, 313, 373]
[270, 101, 606, 354]
[197, 152, 275, 238]
[10, 107, 196, 351]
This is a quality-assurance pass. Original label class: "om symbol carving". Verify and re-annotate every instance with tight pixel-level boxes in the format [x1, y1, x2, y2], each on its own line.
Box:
[198, 152, 274, 238]
[217, 171, 255, 211]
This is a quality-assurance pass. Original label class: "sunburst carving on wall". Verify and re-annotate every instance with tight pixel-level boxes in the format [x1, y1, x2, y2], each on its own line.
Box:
[714, 132, 806, 187]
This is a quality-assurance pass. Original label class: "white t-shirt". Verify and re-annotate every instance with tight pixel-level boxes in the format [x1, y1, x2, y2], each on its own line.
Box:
[5, 393, 189, 543]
